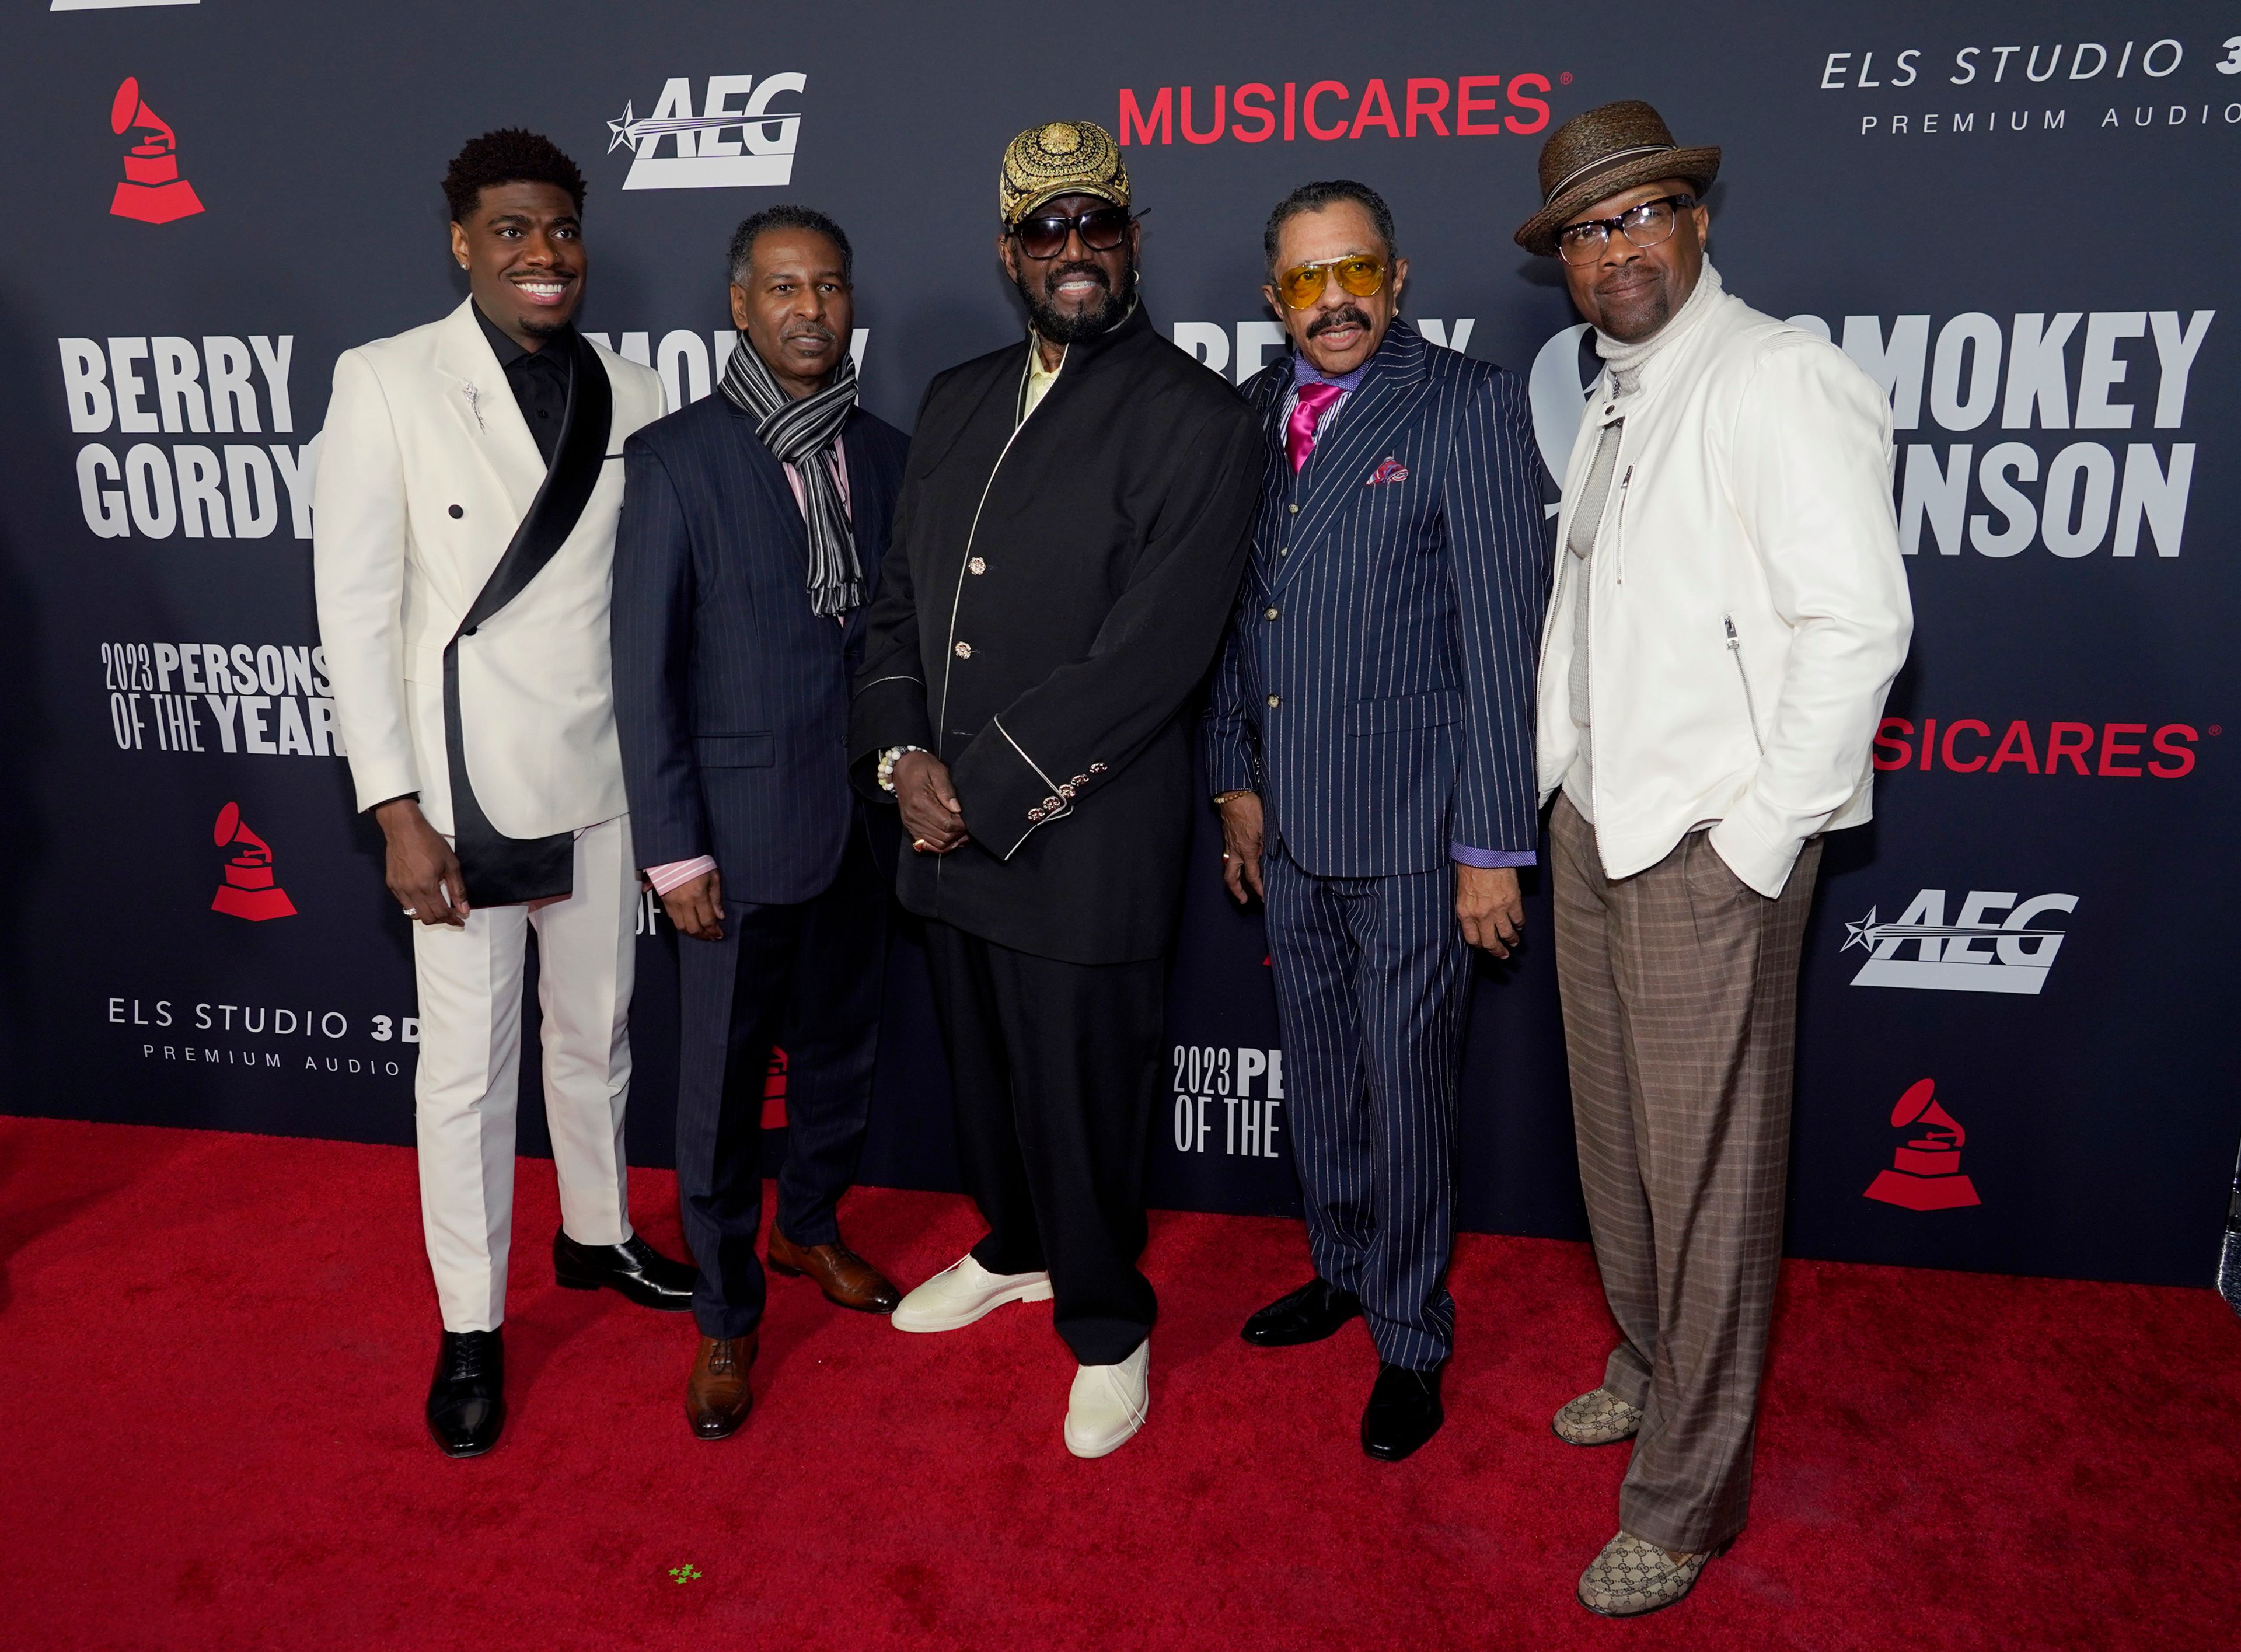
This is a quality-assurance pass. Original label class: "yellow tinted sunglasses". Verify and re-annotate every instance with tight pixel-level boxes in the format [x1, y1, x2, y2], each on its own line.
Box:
[1274, 254, 1387, 310]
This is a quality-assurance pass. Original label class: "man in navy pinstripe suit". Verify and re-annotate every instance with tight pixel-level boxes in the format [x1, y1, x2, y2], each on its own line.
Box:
[613, 208, 909, 1440]
[1204, 181, 1549, 1461]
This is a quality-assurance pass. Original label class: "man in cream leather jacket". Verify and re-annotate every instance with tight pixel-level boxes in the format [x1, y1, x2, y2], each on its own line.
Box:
[1514, 101, 1912, 1618]
[315, 130, 692, 1459]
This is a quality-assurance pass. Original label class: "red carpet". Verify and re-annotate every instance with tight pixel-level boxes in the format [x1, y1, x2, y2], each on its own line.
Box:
[4, 1117, 2238, 1650]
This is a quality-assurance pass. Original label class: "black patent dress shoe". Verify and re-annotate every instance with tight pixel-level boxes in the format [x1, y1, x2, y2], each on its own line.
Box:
[1362, 1362, 1444, 1462]
[1241, 1277, 1364, 1347]
[427, 1329, 505, 1458]
[553, 1230, 697, 1311]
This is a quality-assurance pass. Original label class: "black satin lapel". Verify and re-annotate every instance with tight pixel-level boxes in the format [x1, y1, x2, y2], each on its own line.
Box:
[442, 651, 573, 905]
[461, 332, 612, 634]
[442, 331, 613, 906]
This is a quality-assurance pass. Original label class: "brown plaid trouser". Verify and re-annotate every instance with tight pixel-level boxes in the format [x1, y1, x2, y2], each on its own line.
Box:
[1549, 794, 1823, 1554]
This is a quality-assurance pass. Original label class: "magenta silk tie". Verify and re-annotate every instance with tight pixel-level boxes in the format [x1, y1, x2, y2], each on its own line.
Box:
[1286, 381, 1345, 473]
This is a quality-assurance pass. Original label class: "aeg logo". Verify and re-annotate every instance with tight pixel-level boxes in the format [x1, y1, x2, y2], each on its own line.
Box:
[1842, 889, 2076, 995]
[606, 74, 806, 190]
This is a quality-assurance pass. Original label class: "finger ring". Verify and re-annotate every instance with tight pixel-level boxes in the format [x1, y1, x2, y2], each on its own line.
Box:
[912, 839, 931, 852]
[1221, 853, 1233, 860]
[402, 907, 417, 916]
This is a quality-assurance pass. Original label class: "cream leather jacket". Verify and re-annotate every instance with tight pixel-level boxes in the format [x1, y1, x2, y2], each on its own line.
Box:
[1537, 287, 1913, 896]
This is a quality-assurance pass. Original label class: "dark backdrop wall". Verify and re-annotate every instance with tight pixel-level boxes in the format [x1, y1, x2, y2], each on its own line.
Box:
[4, 0, 2233, 1286]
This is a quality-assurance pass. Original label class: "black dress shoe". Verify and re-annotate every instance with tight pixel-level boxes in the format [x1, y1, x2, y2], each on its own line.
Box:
[1241, 1277, 1364, 1347]
[427, 1329, 505, 1458]
[1362, 1362, 1444, 1462]
[553, 1230, 697, 1311]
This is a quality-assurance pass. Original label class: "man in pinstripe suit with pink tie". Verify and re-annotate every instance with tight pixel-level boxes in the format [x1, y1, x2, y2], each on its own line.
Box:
[1205, 180, 1549, 1461]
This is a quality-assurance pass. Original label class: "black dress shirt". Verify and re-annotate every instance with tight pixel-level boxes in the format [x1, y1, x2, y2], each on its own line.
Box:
[474, 301, 573, 467]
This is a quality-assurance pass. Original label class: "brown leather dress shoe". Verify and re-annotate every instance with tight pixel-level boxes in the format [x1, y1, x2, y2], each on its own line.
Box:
[685, 1332, 756, 1441]
[767, 1228, 902, 1314]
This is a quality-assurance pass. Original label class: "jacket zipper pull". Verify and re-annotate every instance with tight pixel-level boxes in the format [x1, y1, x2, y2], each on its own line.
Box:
[1725, 613, 1765, 751]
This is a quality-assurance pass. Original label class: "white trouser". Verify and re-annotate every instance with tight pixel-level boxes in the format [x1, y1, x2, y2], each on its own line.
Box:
[411, 813, 637, 1332]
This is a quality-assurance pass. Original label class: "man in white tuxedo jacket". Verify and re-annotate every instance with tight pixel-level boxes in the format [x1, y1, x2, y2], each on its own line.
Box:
[313, 130, 693, 1458]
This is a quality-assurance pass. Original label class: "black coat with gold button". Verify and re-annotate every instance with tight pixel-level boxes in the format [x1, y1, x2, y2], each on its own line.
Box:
[850, 303, 1262, 965]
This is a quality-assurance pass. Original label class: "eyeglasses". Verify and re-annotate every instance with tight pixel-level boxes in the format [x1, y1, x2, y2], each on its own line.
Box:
[1555, 195, 1697, 265]
[1273, 254, 1387, 310]
[1011, 204, 1132, 260]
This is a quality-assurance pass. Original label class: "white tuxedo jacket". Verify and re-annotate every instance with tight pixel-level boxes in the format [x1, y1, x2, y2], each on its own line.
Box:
[313, 301, 665, 839]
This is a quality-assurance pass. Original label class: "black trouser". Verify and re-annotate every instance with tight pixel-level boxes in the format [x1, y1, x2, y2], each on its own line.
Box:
[675, 815, 888, 1339]
[922, 921, 1163, 1365]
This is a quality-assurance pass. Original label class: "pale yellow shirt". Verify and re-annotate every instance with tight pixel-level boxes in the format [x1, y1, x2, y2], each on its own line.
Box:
[1022, 334, 1062, 418]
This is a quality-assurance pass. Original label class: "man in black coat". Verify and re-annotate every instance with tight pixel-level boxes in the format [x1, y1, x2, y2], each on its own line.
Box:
[849, 120, 1262, 1458]
[613, 207, 909, 1441]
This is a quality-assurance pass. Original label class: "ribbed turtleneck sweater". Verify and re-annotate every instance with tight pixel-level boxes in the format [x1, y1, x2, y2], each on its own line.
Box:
[1562, 261, 1727, 822]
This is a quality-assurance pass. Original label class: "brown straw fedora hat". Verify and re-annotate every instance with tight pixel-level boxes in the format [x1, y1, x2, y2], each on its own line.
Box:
[1514, 100, 1720, 256]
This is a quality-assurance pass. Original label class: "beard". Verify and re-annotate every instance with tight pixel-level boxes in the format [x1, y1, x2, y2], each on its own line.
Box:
[1593, 271, 1682, 343]
[1015, 256, 1135, 343]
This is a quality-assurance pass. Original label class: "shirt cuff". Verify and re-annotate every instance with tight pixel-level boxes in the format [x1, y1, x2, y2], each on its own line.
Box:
[646, 855, 717, 896]
[1450, 843, 1535, 869]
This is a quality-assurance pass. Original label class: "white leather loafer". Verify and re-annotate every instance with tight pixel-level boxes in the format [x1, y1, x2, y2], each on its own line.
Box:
[891, 1252, 1053, 1333]
[1063, 1340, 1150, 1458]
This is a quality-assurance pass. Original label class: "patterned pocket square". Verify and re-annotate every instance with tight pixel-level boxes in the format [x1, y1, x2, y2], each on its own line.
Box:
[1366, 457, 1409, 486]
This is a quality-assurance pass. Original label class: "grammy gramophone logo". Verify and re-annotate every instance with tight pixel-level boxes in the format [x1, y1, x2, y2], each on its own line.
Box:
[1864, 1078, 1982, 1211]
[210, 801, 296, 921]
[108, 76, 204, 225]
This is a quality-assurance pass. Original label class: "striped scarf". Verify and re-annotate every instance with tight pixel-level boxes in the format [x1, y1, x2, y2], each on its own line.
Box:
[719, 334, 862, 617]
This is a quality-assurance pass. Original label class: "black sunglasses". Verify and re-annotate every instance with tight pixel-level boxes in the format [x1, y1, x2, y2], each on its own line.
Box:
[1011, 204, 1133, 260]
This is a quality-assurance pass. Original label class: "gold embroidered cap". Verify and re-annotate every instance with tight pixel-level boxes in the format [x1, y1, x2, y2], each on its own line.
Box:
[1000, 119, 1130, 226]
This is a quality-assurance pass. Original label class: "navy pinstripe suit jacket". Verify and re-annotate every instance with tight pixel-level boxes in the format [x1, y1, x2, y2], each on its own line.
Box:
[613, 393, 908, 906]
[1203, 322, 1550, 878]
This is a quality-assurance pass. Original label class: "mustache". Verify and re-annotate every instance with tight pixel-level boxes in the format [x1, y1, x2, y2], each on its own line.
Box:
[780, 322, 837, 344]
[1308, 304, 1373, 337]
